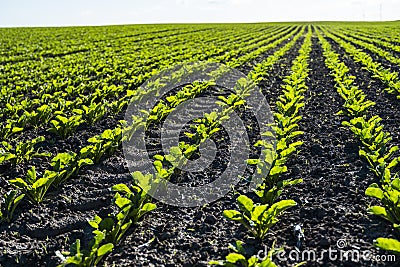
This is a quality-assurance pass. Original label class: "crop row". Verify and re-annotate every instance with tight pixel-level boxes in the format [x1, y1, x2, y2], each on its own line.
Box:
[327, 27, 400, 67]
[211, 26, 312, 266]
[343, 26, 400, 46]
[338, 28, 400, 53]
[319, 27, 400, 100]
[0, 25, 175, 56]
[0, 26, 219, 63]
[317, 29, 400, 254]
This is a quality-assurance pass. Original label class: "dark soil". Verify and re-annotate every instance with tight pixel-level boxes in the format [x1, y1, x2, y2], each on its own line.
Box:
[271, 37, 399, 267]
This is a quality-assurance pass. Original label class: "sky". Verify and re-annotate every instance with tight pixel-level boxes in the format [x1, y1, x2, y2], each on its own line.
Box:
[0, 0, 399, 27]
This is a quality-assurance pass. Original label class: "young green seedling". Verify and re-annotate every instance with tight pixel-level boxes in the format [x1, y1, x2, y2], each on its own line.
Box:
[50, 152, 93, 187]
[80, 128, 123, 163]
[223, 195, 296, 240]
[0, 136, 51, 165]
[0, 190, 25, 223]
[73, 102, 106, 125]
[9, 166, 65, 204]
[49, 114, 84, 139]
[58, 183, 156, 266]
[0, 120, 23, 141]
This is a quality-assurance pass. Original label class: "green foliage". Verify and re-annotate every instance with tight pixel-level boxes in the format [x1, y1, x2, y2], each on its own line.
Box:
[121, 117, 146, 142]
[0, 190, 25, 223]
[248, 140, 302, 205]
[335, 79, 376, 118]
[166, 81, 216, 108]
[343, 116, 399, 177]
[49, 114, 84, 139]
[374, 238, 400, 254]
[111, 184, 156, 227]
[57, 234, 114, 267]
[249, 27, 304, 84]
[50, 152, 93, 187]
[24, 104, 54, 127]
[245, 31, 311, 206]
[9, 166, 65, 204]
[107, 98, 128, 116]
[217, 92, 246, 109]
[322, 27, 400, 97]
[223, 195, 296, 240]
[73, 102, 107, 125]
[80, 128, 123, 163]
[141, 100, 171, 126]
[185, 112, 228, 144]
[58, 183, 156, 266]
[0, 120, 23, 141]
[154, 146, 188, 175]
[365, 173, 400, 226]
[0, 136, 51, 165]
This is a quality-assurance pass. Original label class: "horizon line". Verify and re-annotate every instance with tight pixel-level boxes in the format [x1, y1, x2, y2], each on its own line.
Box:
[1, 19, 399, 28]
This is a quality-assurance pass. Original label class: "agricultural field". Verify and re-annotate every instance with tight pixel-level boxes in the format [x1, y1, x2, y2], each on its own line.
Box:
[0, 22, 400, 266]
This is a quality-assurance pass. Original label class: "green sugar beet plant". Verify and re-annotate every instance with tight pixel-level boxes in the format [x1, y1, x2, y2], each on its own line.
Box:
[57, 183, 156, 266]
[9, 166, 66, 204]
[366, 171, 400, 230]
[50, 152, 94, 187]
[0, 136, 51, 165]
[49, 114, 84, 139]
[80, 127, 123, 164]
[0, 190, 25, 223]
[0, 119, 23, 141]
[24, 104, 54, 127]
[223, 195, 296, 240]
[73, 101, 107, 126]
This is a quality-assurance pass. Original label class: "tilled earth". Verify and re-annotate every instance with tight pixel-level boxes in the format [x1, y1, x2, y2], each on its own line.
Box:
[1, 34, 399, 267]
[272, 37, 399, 267]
